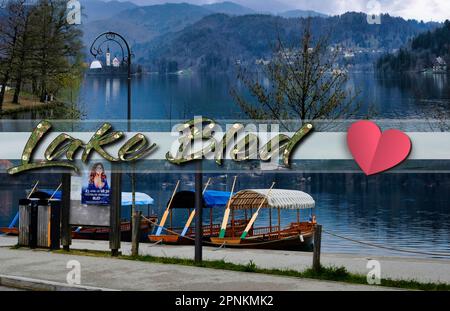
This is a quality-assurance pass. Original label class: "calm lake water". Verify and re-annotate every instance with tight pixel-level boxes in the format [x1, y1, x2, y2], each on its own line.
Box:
[1, 72, 450, 258]
[75, 72, 450, 121]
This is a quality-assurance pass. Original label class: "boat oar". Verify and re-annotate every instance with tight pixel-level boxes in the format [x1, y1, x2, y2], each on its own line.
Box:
[155, 180, 180, 236]
[27, 181, 39, 199]
[180, 177, 211, 237]
[218, 176, 238, 238]
[240, 182, 276, 239]
[49, 183, 62, 201]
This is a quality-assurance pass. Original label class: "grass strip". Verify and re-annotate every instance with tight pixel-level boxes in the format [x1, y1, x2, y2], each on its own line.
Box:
[52, 248, 450, 291]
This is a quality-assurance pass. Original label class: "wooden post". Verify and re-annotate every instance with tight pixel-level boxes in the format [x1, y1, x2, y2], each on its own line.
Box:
[130, 164, 137, 256]
[269, 208, 272, 232]
[61, 173, 71, 251]
[210, 208, 213, 236]
[313, 224, 322, 272]
[110, 172, 122, 256]
[194, 169, 203, 263]
[231, 208, 235, 238]
[277, 208, 281, 238]
[131, 211, 141, 256]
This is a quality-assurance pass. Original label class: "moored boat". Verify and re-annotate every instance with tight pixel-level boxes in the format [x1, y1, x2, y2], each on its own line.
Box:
[149, 177, 245, 245]
[148, 189, 245, 245]
[72, 217, 157, 241]
[209, 187, 317, 251]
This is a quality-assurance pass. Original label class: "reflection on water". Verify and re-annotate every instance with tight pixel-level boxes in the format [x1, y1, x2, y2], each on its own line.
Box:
[76, 72, 450, 121]
[2, 72, 450, 132]
[1, 172, 450, 259]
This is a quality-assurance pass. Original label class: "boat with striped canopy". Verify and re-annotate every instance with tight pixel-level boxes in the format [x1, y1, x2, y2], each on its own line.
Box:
[210, 187, 317, 251]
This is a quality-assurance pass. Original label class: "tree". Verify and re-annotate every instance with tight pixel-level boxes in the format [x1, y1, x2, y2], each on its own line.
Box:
[231, 20, 360, 131]
[0, 0, 28, 108]
[11, 1, 33, 104]
[29, 0, 83, 102]
[0, 0, 83, 110]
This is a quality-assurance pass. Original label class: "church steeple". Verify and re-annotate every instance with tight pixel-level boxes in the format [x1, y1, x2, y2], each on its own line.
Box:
[106, 46, 111, 67]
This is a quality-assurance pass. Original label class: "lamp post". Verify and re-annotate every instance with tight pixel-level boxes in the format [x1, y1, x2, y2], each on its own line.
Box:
[89, 31, 132, 131]
[90, 32, 136, 255]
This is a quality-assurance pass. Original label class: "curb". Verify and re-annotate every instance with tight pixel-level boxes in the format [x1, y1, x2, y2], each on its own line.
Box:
[0, 274, 117, 291]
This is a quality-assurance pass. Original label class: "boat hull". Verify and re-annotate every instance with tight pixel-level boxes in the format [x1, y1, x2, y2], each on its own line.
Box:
[148, 234, 194, 245]
[0, 227, 18, 235]
[209, 232, 314, 251]
[72, 217, 157, 242]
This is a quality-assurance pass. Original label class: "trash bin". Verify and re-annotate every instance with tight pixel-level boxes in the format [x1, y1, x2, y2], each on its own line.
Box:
[37, 200, 61, 249]
[18, 199, 30, 247]
[18, 199, 38, 248]
[18, 198, 61, 250]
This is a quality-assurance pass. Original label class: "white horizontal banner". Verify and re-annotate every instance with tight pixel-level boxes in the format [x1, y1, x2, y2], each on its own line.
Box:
[0, 132, 448, 160]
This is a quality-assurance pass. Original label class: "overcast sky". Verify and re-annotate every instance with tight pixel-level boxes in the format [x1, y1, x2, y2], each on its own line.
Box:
[120, 0, 450, 22]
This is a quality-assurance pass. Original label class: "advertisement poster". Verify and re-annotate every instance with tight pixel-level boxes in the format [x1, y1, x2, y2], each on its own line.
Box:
[81, 162, 111, 205]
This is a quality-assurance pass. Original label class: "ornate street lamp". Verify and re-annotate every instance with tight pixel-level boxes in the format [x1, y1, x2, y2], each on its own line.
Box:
[90, 32, 137, 255]
[90, 32, 132, 131]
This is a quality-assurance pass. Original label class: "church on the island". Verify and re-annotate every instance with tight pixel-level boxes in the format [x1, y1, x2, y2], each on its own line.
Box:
[88, 46, 127, 76]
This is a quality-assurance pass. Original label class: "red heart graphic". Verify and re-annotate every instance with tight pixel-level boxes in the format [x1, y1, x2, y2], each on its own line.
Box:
[347, 121, 412, 176]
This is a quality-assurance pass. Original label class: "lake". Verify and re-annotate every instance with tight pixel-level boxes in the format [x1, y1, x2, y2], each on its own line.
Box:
[1, 72, 450, 259]
[75, 72, 450, 122]
[1, 172, 450, 258]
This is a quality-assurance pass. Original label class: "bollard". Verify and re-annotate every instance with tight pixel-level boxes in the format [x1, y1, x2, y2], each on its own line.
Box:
[110, 172, 122, 256]
[131, 211, 142, 256]
[312, 224, 322, 273]
[61, 173, 71, 251]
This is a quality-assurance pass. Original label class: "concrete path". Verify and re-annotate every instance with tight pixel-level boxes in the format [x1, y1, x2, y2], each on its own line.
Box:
[0, 246, 391, 291]
[0, 285, 23, 291]
[2, 235, 448, 288]
[15, 236, 447, 284]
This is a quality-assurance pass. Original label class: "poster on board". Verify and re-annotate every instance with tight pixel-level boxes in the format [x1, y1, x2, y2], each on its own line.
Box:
[69, 162, 111, 227]
[81, 162, 111, 205]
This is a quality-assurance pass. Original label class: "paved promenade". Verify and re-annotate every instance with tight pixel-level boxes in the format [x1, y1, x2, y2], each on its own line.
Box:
[1, 235, 448, 290]
[0, 246, 389, 291]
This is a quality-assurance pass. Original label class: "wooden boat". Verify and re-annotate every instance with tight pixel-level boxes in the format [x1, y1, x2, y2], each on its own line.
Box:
[1, 217, 158, 241]
[148, 187, 245, 245]
[0, 227, 18, 235]
[72, 216, 157, 241]
[209, 188, 317, 251]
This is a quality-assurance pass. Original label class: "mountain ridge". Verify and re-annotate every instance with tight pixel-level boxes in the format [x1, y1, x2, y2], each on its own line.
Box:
[136, 12, 438, 72]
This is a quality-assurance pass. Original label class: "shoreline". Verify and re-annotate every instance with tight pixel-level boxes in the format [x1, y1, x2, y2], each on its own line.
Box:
[0, 100, 63, 116]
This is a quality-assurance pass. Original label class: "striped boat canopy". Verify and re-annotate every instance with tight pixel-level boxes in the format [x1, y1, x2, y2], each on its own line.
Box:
[229, 189, 315, 210]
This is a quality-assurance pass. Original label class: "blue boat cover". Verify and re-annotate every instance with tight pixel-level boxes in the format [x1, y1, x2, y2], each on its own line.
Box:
[121, 192, 154, 206]
[203, 190, 232, 208]
[40, 189, 62, 200]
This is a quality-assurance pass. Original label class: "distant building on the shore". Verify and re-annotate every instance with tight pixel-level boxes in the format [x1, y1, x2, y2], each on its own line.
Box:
[433, 56, 447, 72]
[88, 46, 128, 76]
